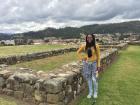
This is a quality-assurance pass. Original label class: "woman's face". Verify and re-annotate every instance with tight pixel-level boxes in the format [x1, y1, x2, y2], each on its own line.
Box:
[87, 34, 93, 43]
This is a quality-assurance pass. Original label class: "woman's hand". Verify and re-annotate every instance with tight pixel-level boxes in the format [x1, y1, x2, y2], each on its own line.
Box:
[96, 71, 99, 78]
[97, 67, 100, 72]
[96, 67, 100, 78]
[82, 57, 87, 61]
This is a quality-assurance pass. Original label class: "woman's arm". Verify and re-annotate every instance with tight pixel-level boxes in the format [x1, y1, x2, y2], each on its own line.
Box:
[96, 44, 101, 67]
[77, 44, 86, 60]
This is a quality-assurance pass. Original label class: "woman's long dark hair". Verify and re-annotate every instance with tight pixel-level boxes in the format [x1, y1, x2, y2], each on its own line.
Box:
[85, 33, 97, 57]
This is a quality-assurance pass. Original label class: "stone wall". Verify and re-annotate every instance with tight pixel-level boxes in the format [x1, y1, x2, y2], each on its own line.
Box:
[128, 41, 140, 45]
[100, 43, 128, 50]
[0, 47, 78, 65]
[0, 43, 126, 65]
[0, 48, 118, 105]
[0, 47, 107, 65]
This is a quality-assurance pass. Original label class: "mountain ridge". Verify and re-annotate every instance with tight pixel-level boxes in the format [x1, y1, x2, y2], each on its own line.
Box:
[1, 20, 140, 40]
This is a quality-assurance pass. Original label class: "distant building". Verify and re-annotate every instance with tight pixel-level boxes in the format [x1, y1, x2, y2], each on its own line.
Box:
[0, 40, 15, 45]
[13, 34, 33, 45]
[44, 37, 80, 44]
[44, 37, 57, 43]
[33, 39, 45, 45]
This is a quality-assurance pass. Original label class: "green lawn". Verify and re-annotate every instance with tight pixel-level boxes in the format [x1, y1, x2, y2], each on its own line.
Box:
[0, 44, 73, 57]
[0, 95, 32, 105]
[77, 45, 140, 105]
[0, 97, 16, 105]
[10, 52, 78, 72]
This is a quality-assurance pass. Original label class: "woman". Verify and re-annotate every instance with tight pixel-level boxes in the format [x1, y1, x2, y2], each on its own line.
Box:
[77, 33, 100, 99]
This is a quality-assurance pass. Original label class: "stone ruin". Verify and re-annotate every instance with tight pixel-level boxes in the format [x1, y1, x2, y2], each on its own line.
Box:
[128, 41, 140, 45]
[0, 43, 128, 65]
[0, 43, 128, 105]
[0, 47, 78, 65]
[100, 43, 128, 50]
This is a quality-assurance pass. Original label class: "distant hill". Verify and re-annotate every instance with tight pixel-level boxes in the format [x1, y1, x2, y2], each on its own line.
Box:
[0, 33, 13, 40]
[1, 21, 140, 40]
[20, 21, 140, 39]
[15, 27, 81, 39]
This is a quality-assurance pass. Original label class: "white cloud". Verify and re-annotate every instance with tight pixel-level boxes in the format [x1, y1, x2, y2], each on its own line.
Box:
[0, 0, 140, 33]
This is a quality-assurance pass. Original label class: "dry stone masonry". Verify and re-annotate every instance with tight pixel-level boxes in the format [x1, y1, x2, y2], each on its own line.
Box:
[0, 47, 78, 65]
[0, 48, 119, 105]
[100, 43, 128, 50]
[128, 41, 140, 45]
[0, 43, 128, 65]
[0, 43, 128, 105]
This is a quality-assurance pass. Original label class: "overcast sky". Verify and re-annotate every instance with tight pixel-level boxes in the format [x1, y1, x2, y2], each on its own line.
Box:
[0, 0, 140, 33]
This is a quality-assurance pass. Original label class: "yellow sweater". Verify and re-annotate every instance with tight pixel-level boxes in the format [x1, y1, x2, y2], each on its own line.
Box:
[77, 44, 101, 67]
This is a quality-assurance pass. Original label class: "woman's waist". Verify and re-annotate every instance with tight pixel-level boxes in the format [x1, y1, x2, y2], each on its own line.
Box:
[86, 57, 97, 62]
[83, 59, 97, 64]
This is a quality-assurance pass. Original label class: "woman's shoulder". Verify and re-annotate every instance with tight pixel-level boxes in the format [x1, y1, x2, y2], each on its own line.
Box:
[78, 44, 86, 51]
[80, 44, 86, 48]
[96, 43, 100, 48]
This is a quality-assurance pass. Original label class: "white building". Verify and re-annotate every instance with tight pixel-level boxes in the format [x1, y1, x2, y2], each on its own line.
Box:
[0, 40, 15, 45]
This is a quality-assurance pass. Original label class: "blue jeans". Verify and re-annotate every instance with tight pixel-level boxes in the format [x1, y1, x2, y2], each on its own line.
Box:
[82, 61, 98, 96]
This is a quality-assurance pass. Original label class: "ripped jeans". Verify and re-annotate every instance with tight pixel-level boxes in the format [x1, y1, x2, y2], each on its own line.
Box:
[82, 61, 98, 96]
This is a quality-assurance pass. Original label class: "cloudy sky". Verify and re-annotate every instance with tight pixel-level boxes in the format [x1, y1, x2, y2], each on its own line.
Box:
[0, 0, 140, 33]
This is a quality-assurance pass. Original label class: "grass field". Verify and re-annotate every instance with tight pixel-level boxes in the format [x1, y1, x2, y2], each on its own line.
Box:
[0, 95, 32, 105]
[0, 44, 73, 57]
[77, 46, 140, 105]
[1, 45, 140, 105]
[10, 52, 78, 72]
[0, 97, 16, 105]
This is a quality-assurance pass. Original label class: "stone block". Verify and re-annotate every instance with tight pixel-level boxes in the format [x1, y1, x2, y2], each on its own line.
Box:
[14, 91, 24, 99]
[47, 91, 64, 103]
[0, 77, 5, 88]
[44, 78, 63, 93]
[34, 90, 47, 102]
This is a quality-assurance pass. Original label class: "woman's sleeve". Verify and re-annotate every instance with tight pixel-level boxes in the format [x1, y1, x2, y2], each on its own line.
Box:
[96, 44, 101, 67]
[76, 45, 85, 60]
